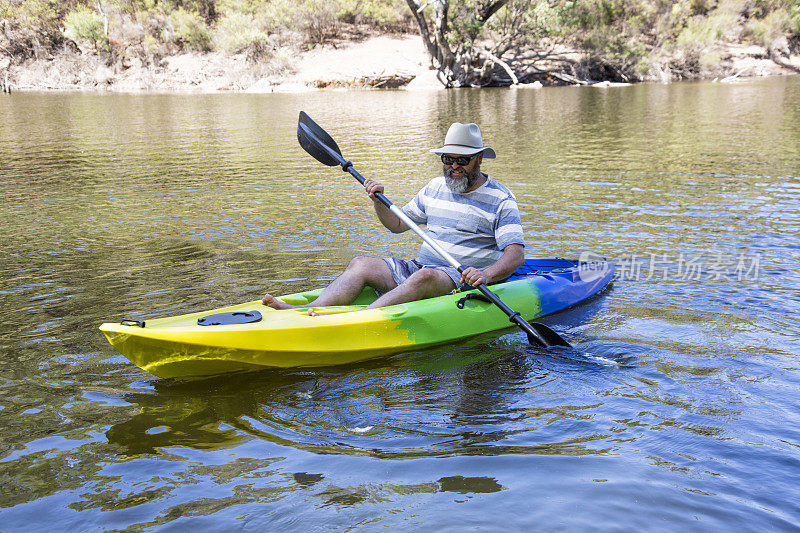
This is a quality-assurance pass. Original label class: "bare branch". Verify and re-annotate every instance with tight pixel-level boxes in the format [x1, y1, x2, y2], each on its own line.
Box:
[405, 0, 441, 66]
[96, 0, 109, 37]
[416, 0, 434, 13]
[478, 0, 510, 22]
[477, 48, 518, 84]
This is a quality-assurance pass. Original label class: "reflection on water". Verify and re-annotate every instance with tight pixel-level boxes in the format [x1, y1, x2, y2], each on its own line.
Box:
[105, 338, 619, 460]
[1, 77, 799, 530]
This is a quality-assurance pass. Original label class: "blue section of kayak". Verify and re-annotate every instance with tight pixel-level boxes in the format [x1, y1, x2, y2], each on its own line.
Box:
[506, 257, 615, 316]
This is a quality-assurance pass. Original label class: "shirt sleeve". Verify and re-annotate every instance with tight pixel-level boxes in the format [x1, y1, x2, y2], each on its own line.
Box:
[401, 184, 428, 225]
[494, 198, 525, 250]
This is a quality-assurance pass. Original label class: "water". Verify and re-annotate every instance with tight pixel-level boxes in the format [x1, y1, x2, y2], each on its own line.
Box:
[1, 78, 799, 530]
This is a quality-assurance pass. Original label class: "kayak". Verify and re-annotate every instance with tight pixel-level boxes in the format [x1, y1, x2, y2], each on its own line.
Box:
[99, 257, 614, 378]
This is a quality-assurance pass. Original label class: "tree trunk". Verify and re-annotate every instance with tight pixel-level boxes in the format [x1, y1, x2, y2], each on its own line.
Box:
[405, 0, 514, 88]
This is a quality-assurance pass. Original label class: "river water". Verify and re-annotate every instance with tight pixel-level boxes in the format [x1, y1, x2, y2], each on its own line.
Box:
[1, 78, 799, 530]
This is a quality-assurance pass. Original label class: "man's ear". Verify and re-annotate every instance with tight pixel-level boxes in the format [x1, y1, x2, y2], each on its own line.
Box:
[476, 152, 484, 165]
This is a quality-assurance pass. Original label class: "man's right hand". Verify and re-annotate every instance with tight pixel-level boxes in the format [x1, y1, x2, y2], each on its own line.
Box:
[364, 178, 384, 201]
[365, 178, 408, 233]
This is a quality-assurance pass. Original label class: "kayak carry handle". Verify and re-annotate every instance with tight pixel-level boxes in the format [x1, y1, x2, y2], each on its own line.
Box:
[121, 319, 146, 328]
[456, 293, 492, 309]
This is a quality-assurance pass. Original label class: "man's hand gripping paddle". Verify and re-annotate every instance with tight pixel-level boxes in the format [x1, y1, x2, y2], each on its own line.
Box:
[296, 111, 571, 349]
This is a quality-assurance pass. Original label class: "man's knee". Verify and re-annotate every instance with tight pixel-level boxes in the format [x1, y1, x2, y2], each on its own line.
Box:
[346, 256, 395, 291]
[347, 256, 385, 273]
[403, 267, 455, 294]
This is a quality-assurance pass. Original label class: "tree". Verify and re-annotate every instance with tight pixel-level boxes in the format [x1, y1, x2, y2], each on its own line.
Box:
[404, 0, 521, 87]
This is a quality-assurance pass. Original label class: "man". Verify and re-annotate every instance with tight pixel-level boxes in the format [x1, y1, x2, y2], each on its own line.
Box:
[262, 122, 525, 312]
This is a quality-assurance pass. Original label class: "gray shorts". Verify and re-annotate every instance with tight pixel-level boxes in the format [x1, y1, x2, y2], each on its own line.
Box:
[382, 258, 464, 291]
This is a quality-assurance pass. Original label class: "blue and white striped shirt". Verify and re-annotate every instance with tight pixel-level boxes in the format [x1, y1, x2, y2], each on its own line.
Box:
[401, 176, 525, 269]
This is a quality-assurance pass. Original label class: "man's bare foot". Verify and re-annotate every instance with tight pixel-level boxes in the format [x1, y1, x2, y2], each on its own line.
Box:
[262, 294, 323, 316]
[261, 294, 298, 310]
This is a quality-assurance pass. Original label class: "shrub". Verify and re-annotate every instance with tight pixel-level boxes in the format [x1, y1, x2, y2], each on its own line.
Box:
[111, 13, 148, 45]
[676, 12, 740, 49]
[214, 12, 272, 59]
[169, 8, 211, 50]
[790, 4, 800, 38]
[231, 0, 341, 45]
[586, 31, 650, 79]
[295, 0, 340, 44]
[255, 0, 296, 30]
[745, 8, 796, 46]
[4, 0, 69, 31]
[63, 6, 107, 51]
[338, 0, 408, 27]
[142, 33, 168, 57]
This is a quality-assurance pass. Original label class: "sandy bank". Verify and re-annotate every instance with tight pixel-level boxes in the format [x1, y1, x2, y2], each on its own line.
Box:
[2, 34, 442, 93]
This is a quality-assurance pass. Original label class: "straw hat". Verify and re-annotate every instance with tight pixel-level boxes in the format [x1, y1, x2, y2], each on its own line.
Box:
[430, 122, 496, 159]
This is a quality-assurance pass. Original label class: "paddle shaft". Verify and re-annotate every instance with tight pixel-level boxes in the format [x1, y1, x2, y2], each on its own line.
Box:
[340, 161, 552, 347]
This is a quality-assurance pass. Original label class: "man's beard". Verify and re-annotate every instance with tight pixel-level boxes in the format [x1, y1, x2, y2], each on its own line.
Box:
[444, 164, 482, 193]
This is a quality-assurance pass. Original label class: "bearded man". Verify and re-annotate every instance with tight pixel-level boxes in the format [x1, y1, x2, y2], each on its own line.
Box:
[262, 122, 525, 312]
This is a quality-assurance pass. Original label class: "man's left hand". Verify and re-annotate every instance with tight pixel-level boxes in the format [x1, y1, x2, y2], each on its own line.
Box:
[461, 267, 488, 287]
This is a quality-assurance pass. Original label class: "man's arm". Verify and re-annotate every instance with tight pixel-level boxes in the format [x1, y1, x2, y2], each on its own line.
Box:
[461, 244, 525, 286]
[364, 178, 410, 234]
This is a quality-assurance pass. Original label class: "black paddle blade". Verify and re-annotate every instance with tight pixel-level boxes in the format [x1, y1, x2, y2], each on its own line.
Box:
[297, 111, 344, 167]
[527, 321, 572, 348]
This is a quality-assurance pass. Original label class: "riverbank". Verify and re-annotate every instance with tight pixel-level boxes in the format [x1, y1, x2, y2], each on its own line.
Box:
[2, 32, 799, 93]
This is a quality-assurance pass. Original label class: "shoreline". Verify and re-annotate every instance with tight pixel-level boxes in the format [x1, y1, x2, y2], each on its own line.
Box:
[2, 34, 799, 94]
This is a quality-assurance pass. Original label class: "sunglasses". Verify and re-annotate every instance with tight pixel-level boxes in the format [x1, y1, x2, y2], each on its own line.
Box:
[441, 153, 478, 166]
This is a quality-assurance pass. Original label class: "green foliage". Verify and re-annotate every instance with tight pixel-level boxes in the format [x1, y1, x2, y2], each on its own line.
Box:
[338, 0, 408, 26]
[677, 12, 740, 48]
[213, 12, 272, 58]
[582, 28, 650, 78]
[485, 0, 571, 48]
[790, 4, 800, 37]
[63, 5, 107, 49]
[217, 0, 346, 44]
[530, 0, 568, 35]
[5, 0, 78, 30]
[297, 0, 340, 43]
[744, 8, 795, 44]
[168, 7, 212, 50]
[155, 0, 217, 22]
[572, 0, 625, 28]
[215, 0, 267, 18]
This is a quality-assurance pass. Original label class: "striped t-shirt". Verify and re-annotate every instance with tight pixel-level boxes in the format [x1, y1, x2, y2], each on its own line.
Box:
[401, 175, 525, 269]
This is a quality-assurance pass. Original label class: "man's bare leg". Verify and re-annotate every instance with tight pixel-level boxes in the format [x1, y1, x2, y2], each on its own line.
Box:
[364, 267, 456, 310]
[262, 256, 397, 310]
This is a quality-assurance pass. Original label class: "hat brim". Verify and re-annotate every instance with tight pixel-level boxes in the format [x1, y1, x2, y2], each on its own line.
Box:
[430, 146, 496, 159]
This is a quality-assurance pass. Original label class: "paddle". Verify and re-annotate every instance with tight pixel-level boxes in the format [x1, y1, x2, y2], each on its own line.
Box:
[296, 111, 572, 349]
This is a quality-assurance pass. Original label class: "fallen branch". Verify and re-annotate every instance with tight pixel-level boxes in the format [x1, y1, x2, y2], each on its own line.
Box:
[477, 48, 518, 85]
[720, 68, 748, 83]
[551, 71, 588, 85]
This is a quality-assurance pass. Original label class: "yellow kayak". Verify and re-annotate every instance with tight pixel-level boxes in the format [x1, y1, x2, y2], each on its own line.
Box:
[99, 258, 614, 378]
